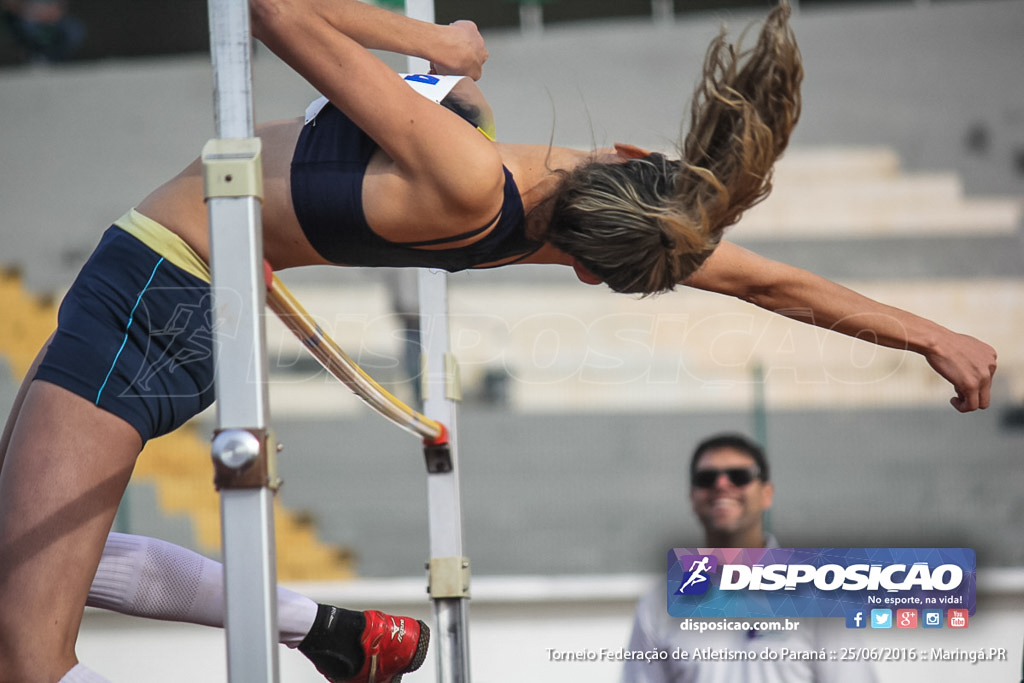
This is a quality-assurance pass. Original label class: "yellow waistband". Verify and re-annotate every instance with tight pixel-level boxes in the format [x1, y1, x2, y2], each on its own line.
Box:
[114, 209, 211, 283]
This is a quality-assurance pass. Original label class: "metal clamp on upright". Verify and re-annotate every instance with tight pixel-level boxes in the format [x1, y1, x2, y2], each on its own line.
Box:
[427, 556, 471, 599]
[202, 137, 264, 200]
[211, 428, 281, 491]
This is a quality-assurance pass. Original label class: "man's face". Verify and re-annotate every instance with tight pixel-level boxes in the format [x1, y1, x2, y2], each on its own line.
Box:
[689, 447, 774, 543]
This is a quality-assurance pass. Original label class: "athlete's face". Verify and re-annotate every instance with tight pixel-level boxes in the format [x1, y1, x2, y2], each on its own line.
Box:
[689, 447, 773, 544]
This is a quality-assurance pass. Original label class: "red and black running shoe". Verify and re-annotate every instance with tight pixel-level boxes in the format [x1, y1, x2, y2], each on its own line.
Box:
[299, 604, 429, 683]
[352, 610, 430, 683]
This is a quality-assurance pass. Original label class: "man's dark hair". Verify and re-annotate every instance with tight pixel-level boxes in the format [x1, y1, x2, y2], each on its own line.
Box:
[689, 433, 769, 483]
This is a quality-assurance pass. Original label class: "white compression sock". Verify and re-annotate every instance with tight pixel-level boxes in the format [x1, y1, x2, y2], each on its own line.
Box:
[88, 532, 319, 648]
[59, 663, 111, 683]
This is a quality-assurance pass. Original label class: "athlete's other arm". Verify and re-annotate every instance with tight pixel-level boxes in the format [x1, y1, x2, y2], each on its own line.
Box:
[250, 0, 488, 78]
[250, 0, 503, 237]
[683, 241, 997, 412]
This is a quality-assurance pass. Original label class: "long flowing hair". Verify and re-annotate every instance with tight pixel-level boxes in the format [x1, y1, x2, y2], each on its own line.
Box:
[546, 3, 803, 295]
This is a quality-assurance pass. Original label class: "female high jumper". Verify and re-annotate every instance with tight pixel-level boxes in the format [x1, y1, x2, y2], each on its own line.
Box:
[0, 1, 997, 682]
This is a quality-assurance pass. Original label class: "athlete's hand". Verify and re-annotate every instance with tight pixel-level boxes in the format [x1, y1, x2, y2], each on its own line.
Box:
[430, 20, 488, 80]
[924, 332, 997, 412]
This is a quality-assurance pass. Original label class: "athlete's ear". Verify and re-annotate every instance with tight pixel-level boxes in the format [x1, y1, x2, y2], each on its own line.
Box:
[571, 259, 603, 286]
[614, 143, 653, 159]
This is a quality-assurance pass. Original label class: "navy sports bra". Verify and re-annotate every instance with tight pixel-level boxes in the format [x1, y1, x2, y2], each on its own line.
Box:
[290, 90, 541, 271]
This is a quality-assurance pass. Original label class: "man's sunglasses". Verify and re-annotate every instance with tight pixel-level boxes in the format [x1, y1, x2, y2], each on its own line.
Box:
[692, 467, 761, 489]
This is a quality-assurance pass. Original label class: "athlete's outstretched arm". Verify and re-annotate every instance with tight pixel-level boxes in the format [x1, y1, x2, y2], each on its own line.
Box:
[683, 241, 998, 412]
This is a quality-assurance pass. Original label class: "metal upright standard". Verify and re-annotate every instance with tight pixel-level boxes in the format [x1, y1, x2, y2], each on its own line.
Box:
[402, 3, 473, 681]
[204, 1, 279, 682]
[418, 269, 472, 683]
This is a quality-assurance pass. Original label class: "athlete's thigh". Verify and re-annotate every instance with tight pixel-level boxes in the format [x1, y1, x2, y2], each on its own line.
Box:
[0, 379, 141, 577]
[0, 380, 141, 680]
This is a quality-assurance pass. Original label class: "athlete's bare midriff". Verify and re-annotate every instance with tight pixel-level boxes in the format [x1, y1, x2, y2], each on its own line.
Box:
[135, 117, 332, 271]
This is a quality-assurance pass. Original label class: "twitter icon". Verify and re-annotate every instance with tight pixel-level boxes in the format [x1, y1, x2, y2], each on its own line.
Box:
[870, 609, 892, 629]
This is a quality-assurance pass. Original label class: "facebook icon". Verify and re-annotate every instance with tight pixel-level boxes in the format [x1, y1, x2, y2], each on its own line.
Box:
[845, 609, 867, 629]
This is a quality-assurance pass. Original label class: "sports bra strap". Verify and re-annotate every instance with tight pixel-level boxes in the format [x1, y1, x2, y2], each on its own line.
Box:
[393, 208, 501, 248]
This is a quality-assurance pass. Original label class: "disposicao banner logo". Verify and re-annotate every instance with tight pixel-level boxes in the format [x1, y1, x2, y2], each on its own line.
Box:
[667, 548, 975, 619]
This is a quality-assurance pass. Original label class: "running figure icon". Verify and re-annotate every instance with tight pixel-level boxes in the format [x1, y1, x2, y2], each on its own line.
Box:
[679, 556, 713, 593]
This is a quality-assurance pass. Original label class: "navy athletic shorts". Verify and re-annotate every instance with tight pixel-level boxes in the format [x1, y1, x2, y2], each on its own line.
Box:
[35, 227, 216, 442]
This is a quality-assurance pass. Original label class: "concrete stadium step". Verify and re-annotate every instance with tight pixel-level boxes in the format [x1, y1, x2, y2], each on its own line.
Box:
[446, 279, 1024, 411]
[267, 276, 1023, 414]
[770, 147, 903, 183]
[739, 147, 1023, 238]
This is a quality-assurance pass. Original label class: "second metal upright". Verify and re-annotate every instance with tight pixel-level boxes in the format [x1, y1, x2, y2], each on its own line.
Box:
[418, 268, 472, 683]
[404, 1, 473, 680]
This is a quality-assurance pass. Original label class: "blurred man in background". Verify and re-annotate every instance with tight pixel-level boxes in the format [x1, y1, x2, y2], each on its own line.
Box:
[621, 433, 876, 683]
